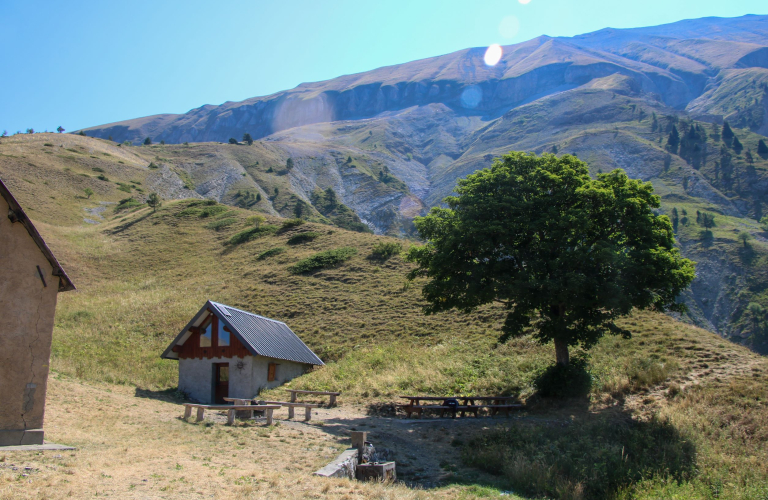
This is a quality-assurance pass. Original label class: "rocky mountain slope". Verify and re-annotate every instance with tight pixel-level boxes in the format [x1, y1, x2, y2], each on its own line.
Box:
[9, 14, 768, 349]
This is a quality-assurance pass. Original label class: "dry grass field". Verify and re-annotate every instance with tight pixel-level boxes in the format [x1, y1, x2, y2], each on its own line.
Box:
[0, 375, 516, 500]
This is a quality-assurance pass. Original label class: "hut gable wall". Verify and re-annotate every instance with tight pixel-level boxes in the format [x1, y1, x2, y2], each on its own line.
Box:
[0, 195, 60, 445]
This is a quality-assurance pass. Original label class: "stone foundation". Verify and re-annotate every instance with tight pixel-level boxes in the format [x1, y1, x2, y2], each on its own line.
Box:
[0, 429, 44, 446]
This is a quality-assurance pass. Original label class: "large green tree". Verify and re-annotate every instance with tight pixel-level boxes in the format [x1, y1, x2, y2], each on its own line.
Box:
[407, 152, 696, 366]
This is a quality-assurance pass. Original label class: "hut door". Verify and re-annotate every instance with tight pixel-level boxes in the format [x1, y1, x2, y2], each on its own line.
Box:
[213, 363, 229, 404]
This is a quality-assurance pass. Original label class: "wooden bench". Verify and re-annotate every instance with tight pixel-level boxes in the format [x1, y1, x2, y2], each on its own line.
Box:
[182, 404, 281, 425]
[286, 389, 340, 406]
[262, 401, 318, 421]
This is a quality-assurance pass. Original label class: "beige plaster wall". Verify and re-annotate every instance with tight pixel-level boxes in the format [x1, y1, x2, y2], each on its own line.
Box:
[0, 196, 60, 443]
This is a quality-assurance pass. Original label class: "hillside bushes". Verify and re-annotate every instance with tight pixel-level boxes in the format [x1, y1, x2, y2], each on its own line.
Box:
[287, 232, 320, 245]
[257, 247, 286, 260]
[369, 241, 402, 260]
[204, 218, 237, 231]
[227, 225, 279, 245]
[288, 247, 357, 274]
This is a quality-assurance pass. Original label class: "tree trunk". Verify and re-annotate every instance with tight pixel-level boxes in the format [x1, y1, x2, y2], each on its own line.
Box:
[554, 338, 570, 367]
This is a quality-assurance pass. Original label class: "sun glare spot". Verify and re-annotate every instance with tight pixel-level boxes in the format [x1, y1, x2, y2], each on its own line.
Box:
[484, 44, 503, 66]
[518, 0, 531, 4]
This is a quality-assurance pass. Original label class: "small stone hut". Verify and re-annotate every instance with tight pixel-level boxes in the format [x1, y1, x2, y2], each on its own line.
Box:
[0, 178, 75, 446]
[162, 301, 323, 403]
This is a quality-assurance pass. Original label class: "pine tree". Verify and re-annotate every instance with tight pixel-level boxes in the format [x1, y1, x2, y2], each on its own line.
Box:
[242, 133, 253, 145]
[144, 137, 152, 145]
[758, 139, 768, 157]
[722, 121, 734, 143]
[286, 158, 294, 170]
[667, 125, 680, 152]
[671, 207, 679, 232]
[733, 136, 743, 153]
[147, 193, 162, 212]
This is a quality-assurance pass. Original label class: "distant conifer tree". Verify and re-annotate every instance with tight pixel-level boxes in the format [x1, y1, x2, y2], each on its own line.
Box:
[242, 133, 253, 145]
[56, 126, 65, 133]
[758, 139, 768, 157]
[722, 121, 734, 142]
[147, 193, 162, 212]
[144, 137, 152, 145]
[667, 125, 680, 152]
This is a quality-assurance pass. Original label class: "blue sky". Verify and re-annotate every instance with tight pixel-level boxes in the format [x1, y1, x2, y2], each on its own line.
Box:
[1, 0, 765, 134]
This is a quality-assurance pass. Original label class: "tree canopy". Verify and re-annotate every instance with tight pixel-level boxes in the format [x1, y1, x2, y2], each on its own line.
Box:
[242, 133, 253, 145]
[144, 137, 152, 145]
[407, 152, 696, 365]
[147, 193, 161, 212]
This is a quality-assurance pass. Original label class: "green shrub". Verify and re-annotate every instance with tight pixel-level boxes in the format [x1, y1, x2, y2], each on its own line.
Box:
[287, 232, 320, 245]
[369, 241, 402, 260]
[257, 247, 286, 260]
[186, 199, 217, 207]
[43, 143, 54, 147]
[279, 218, 305, 232]
[227, 225, 279, 245]
[115, 197, 142, 212]
[533, 357, 592, 398]
[148, 162, 159, 169]
[204, 218, 238, 231]
[97, 174, 110, 182]
[176, 207, 202, 217]
[198, 205, 228, 218]
[117, 183, 132, 193]
[92, 167, 105, 173]
[288, 247, 357, 274]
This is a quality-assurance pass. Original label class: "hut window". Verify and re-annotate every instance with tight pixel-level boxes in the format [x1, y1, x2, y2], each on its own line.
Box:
[200, 318, 212, 347]
[219, 325, 230, 347]
[267, 363, 277, 382]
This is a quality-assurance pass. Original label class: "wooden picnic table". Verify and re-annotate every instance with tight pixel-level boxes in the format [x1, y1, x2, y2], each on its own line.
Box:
[398, 396, 522, 418]
[400, 395, 518, 406]
[286, 389, 340, 406]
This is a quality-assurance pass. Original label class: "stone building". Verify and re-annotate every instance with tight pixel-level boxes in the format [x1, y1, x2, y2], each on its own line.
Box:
[0, 179, 75, 446]
[161, 301, 323, 403]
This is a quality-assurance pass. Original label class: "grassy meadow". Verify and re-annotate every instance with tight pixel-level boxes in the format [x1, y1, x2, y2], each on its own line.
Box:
[23, 195, 766, 499]
[0, 134, 767, 498]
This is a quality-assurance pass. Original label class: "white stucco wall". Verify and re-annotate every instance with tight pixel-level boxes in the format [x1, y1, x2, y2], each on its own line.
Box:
[178, 355, 311, 403]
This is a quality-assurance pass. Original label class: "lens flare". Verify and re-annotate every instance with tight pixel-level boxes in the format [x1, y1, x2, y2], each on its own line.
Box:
[460, 85, 483, 109]
[484, 44, 503, 66]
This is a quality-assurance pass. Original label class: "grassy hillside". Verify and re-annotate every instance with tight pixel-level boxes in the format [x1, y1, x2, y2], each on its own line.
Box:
[23, 193, 764, 499]
[3, 134, 768, 498]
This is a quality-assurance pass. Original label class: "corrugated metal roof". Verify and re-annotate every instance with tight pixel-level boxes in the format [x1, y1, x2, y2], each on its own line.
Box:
[210, 302, 324, 366]
[161, 301, 323, 365]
